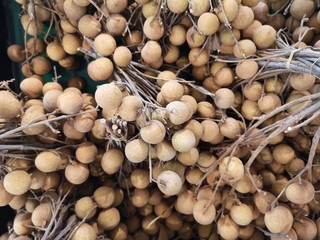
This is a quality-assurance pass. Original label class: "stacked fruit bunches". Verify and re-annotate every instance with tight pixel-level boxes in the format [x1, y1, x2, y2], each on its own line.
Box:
[1, 0, 320, 239]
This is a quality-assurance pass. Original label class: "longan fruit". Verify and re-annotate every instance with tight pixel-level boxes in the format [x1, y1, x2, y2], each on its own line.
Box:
[140, 120, 166, 144]
[20, 77, 43, 99]
[106, 0, 128, 13]
[106, 14, 127, 36]
[167, 0, 188, 13]
[57, 90, 83, 114]
[161, 81, 184, 102]
[62, 34, 82, 55]
[63, 0, 86, 20]
[232, 5, 254, 30]
[46, 41, 67, 61]
[65, 163, 89, 185]
[290, 0, 315, 20]
[217, 0, 239, 23]
[125, 139, 149, 163]
[0, 91, 22, 119]
[189, 0, 210, 17]
[31, 203, 52, 227]
[75, 196, 97, 220]
[71, 223, 97, 240]
[35, 151, 62, 173]
[94, 33, 116, 57]
[186, 26, 207, 48]
[75, 142, 98, 164]
[78, 15, 101, 38]
[141, 40, 162, 64]
[94, 83, 122, 110]
[3, 170, 31, 195]
[169, 24, 187, 46]
[233, 39, 257, 59]
[166, 101, 191, 125]
[197, 12, 220, 36]
[87, 58, 114, 81]
[113, 46, 132, 67]
[7, 44, 25, 62]
[235, 60, 259, 79]
[21, 14, 44, 36]
[214, 88, 235, 109]
[188, 48, 209, 67]
[98, 208, 121, 230]
[101, 148, 124, 174]
[143, 16, 165, 40]
[252, 25, 277, 49]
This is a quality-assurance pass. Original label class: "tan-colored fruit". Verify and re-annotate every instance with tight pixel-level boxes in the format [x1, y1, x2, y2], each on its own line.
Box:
[62, 34, 81, 55]
[264, 206, 293, 234]
[285, 179, 315, 204]
[7, 44, 25, 62]
[3, 170, 31, 195]
[0, 91, 21, 119]
[94, 83, 122, 110]
[71, 223, 97, 240]
[252, 25, 277, 49]
[217, 0, 239, 23]
[143, 16, 165, 40]
[31, 203, 52, 227]
[87, 58, 114, 81]
[232, 5, 254, 30]
[78, 15, 101, 38]
[219, 156, 244, 183]
[236, 60, 259, 79]
[197, 12, 220, 36]
[35, 151, 62, 173]
[290, 0, 315, 20]
[46, 41, 67, 61]
[189, 0, 210, 16]
[125, 139, 149, 163]
[63, 0, 86, 20]
[233, 39, 257, 59]
[94, 33, 116, 57]
[113, 46, 132, 67]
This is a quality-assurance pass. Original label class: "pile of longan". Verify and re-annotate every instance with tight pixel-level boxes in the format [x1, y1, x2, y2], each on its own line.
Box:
[1, 0, 320, 239]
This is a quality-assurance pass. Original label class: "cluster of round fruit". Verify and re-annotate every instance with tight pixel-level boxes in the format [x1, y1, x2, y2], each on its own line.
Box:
[1, 0, 320, 239]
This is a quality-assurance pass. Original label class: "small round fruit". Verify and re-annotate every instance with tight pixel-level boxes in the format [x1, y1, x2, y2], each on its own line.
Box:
[157, 170, 183, 196]
[94, 83, 122, 110]
[3, 170, 31, 195]
[0, 91, 21, 119]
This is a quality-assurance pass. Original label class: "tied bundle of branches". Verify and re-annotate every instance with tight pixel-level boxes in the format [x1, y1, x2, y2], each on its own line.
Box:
[257, 31, 320, 78]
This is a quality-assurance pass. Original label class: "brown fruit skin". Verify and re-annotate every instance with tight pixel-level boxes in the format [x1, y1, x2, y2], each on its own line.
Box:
[65, 163, 89, 185]
[285, 179, 315, 205]
[46, 41, 67, 61]
[231, 5, 254, 30]
[63, 0, 86, 21]
[7, 44, 26, 62]
[233, 39, 257, 59]
[31, 56, 52, 75]
[0, 91, 22, 119]
[57, 91, 83, 114]
[290, 0, 315, 20]
[78, 15, 102, 38]
[252, 25, 277, 49]
[0, 179, 14, 206]
[141, 41, 162, 64]
[3, 170, 32, 195]
[143, 17, 165, 40]
[264, 206, 293, 234]
[217, 0, 239, 23]
[71, 223, 97, 240]
[87, 58, 114, 81]
[106, 14, 127, 36]
[98, 207, 121, 230]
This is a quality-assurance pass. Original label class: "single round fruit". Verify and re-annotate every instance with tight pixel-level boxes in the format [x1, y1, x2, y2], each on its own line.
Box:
[3, 170, 31, 195]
